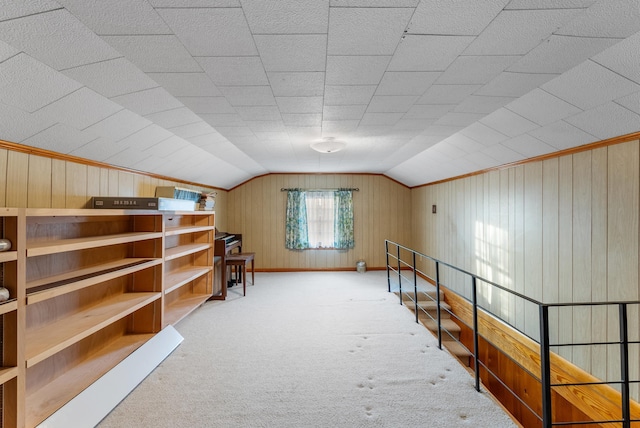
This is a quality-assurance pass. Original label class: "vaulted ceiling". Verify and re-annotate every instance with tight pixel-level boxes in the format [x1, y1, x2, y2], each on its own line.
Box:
[0, 1, 639, 189]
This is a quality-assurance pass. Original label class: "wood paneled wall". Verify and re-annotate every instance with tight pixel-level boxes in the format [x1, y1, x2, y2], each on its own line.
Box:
[226, 174, 411, 270]
[411, 139, 640, 399]
[0, 148, 226, 229]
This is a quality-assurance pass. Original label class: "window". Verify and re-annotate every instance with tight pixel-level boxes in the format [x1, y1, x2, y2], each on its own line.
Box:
[285, 189, 354, 250]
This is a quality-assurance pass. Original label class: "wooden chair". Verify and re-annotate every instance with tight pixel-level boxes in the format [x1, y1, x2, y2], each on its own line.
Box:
[225, 252, 255, 296]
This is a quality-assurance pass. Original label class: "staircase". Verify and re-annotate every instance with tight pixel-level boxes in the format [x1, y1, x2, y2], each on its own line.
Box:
[396, 290, 472, 366]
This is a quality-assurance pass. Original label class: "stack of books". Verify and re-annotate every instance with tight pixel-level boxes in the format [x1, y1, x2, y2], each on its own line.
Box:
[199, 192, 216, 211]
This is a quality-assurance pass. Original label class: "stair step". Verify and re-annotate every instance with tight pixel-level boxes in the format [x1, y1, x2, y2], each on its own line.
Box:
[396, 290, 445, 303]
[407, 301, 452, 319]
[420, 318, 461, 341]
[442, 340, 472, 366]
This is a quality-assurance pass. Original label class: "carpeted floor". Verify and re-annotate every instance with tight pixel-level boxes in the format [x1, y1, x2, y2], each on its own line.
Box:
[98, 271, 517, 427]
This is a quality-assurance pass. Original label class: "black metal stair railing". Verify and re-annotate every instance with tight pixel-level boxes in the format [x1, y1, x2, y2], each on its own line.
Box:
[385, 239, 640, 428]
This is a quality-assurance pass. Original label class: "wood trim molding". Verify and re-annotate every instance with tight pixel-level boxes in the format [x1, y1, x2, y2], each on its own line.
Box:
[0, 139, 225, 192]
[412, 131, 640, 189]
[227, 172, 411, 192]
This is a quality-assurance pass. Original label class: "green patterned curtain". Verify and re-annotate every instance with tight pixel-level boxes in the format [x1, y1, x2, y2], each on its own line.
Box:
[333, 190, 354, 249]
[285, 189, 309, 249]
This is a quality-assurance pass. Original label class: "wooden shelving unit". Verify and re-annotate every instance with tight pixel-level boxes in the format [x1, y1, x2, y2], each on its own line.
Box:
[23, 209, 164, 427]
[0, 207, 23, 428]
[163, 212, 215, 328]
[0, 208, 215, 427]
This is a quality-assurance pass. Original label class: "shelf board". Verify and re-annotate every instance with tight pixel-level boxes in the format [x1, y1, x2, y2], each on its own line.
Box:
[0, 250, 17, 263]
[164, 293, 211, 326]
[27, 258, 162, 304]
[26, 292, 161, 368]
[165, 224, 215, 237]
[164, 242, 211, 261]
[27, 231, 163, 257]
[26, 333, 153, 428]
[165, 266, 212, 294]
[0, 299, 18, 316]
[0, 366, 18, 385]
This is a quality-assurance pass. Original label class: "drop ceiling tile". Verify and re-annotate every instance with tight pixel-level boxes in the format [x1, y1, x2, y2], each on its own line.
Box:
[36, 87, 123, 130]
[564, 102, 640, 140]
[505, 0, 596, 8]
[453, 95, 515, 114]
[430, 143, 466, 160]
[103, 35, 202, 72]
[326, 56, 391, 85]
[435, 56, 519, 85]
[435, 112, 485, 127]
[483, 143, 526, 164]
[528, 120, 597, 150]
[409, 0, 508, 36]
[0, 40, 19, 62]
[404, 104, 455, 119]
[464, 9, 582, 55]
[502, 134, 555, 158]
[541, 60, 640, 110]
[147, 73, 222, 97]
[393, 119, 435, 130]
[169, 121, 215, 139]
[187, 132, 228, 149]
[445, 133, 486, 154]
[376, 72, 440, 96]
[20, 123, 97, 153]
[282, 114, 322, 127]
[324, 85, 376, 105]
[367, 96, 418, 113]
[276, 97, 323, 113]
[463, 151, 501, 169]
[242, 0, 329, 34]
[145, 107, 202, 128]
[215, 126, 254, 138]
[84, 109, 152, 141]
[236, 106, 282, 121]
[388, 35, 475, 72]
[105, 146, 152, 169]
[0, 103, 56, 144]
[416, 85, 482, 105]
[615, 91, 640, 115]
[321, 120, 360, 133]
[63, 57, 159, 98]
[218, 86, 276, 106]
[359, 113, 403, 126]
[116, 124, 174, 151]
[475, 72, 558, 98]
[176, 96, 236, 114]
[150, 0, 240, 8]
[460, 122, 510, 146]
[268, 72, 325, 96]
[592, 32, 640, 85]
[0, 0, 60, 21]
[246, 121, 285, 132]
[200, 114, 246, 127]
[198, 57, 269, 86]
[143, 135, 186, 158]
[255, 35, 326, 72]
[556, 0, 640, 38]
[328, 7, 412, 55]
[507, 35, 620, 74]
[506, 88, 583, 126]
[480, 108, 539, 137]
[323, 105, 367, 120]
[158, 8, 256, 56]
[69, 136, 127, 161]
[56, 0, 171, 35]
[330, 0, 418, 5]
[0, 53, 82, 113]
[0, 9, 121, 70]
[111, 87, 183, 116]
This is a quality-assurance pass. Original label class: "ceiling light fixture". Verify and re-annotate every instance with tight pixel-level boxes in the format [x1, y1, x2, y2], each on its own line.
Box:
[310, 137, 347, 153]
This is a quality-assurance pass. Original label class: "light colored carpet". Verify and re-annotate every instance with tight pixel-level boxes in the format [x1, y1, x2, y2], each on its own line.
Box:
[98, 271, 517, 427]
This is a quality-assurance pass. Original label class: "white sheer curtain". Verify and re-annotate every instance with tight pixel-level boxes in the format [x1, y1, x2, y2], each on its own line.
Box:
[305, 191, 334, 248]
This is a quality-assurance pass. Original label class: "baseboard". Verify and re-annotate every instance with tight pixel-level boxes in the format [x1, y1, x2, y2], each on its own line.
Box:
[38, 326, 184, 428]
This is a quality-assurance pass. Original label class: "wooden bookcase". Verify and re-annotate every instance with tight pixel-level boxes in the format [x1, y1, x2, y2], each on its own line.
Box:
[0, 208, 215, 427]
[162, 212, 215, 328]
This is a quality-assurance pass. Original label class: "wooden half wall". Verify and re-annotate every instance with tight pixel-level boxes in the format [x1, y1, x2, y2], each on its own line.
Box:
[411, 137, 640, 400]
[226, 173, 412, 271]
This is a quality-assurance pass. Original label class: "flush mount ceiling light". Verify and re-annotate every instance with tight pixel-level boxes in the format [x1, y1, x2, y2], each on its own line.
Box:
[310, 137, 347, 153]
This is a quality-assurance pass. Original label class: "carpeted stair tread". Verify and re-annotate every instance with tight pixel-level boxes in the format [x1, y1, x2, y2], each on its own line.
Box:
[420, 318, 461, 333]
[443, 340, 472, 358]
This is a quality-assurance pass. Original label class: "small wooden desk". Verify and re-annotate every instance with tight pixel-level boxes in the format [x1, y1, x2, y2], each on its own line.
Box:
[225, 252, 255, 296]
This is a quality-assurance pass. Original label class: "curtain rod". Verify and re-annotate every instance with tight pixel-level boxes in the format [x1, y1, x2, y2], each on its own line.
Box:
[281, 187, 359, 191]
